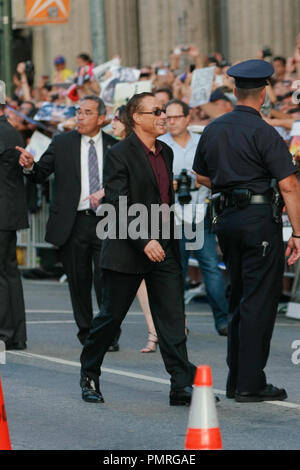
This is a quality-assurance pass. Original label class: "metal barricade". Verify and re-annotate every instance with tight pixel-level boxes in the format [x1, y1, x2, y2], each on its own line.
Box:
[17, 196, 55, 269]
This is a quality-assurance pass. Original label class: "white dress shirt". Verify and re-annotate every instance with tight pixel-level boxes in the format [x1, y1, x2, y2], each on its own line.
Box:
[77, 131, 103, 211]
[159, 131, 210, 224]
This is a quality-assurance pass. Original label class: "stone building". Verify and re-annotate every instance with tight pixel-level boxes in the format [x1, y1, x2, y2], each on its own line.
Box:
[9, 0, 300, 78]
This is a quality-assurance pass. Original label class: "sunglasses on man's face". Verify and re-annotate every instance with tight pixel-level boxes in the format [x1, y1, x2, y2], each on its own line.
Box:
[138, 107, 166, 117]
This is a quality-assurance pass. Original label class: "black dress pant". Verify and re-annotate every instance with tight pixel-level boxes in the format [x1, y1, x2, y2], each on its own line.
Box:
[0, 230, 27, 345]
[59, 212, 103, 344]
[215, 205, 285, 393]
[80, 244, 196, 391]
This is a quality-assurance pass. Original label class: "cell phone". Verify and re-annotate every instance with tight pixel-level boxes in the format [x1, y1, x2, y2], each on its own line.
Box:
[181, 46, 190, 52]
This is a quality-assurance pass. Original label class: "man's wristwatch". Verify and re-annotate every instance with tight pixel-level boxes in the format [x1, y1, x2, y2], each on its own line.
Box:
[292, 233, 300, 238]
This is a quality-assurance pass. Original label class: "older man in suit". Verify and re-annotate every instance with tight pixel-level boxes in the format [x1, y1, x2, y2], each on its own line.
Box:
[80, 92, 197, 407]
[17, 96, 117, 346]
[0, 103, 28, 350]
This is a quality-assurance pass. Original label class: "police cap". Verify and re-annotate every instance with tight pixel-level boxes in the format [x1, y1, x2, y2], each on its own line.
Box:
[210, 89, 231, 103]
[227, 59, 274, 89]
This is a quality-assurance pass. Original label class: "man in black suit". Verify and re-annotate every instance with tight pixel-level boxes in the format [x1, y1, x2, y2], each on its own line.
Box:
[80, 92, 197, 406]
[0, 103, 28, 350]
[17, 96, 117, 346]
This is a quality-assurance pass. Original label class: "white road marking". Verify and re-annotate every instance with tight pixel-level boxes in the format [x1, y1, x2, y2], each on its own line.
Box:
[27, 320, 75, 324]
[6, 350, 300, 411]
[25, 309, 213, 317]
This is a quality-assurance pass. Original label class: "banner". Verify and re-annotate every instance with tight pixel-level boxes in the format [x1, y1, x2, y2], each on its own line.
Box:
[93, 58, 121, 84]
[190, 67, 216, 108]
[34, 103, 77, 122]
[114, 81, 152, 110]
[26, 0, 70, 26]
[26, 131, 51, 162]
[99, 66, 141, 107]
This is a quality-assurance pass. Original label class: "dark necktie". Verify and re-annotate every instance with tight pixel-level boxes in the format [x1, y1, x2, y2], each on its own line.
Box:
[88, 139, 101, 199]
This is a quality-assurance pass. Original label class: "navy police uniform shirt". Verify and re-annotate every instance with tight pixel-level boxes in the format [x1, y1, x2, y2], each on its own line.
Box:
[192, 105, 297, 194]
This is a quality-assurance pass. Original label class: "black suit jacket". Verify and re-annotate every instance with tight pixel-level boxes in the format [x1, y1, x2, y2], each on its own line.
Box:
[0, 116, 28, 231]
[26, 130, 117, 247]
[100, 132, 180, 274]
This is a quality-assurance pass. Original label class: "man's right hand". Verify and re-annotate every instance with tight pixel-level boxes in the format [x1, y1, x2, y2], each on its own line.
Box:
[286, 237, 300, 265]
[144, 240, 166, 263]
[16, 146, 34, 169]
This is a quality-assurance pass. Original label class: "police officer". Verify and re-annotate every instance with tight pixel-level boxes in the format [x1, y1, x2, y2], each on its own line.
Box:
[193, 60, 300, 403]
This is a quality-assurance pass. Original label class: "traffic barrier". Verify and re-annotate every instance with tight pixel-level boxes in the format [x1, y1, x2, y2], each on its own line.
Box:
[0, 375, 11, 450]
[185, 365, 222, 450]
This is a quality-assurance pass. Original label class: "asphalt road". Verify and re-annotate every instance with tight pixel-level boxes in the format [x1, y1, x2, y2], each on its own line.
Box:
[1, 279, 300, 451]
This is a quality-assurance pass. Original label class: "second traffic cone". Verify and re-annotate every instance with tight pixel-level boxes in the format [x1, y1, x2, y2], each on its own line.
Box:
[0, 375, 11, 450]
[185, 365, 222, 450]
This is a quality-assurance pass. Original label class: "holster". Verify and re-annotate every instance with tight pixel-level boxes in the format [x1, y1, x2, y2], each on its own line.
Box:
[231, 189, 252, 209]
[208, 193, 225, 232]
[271, 182, 284, 223]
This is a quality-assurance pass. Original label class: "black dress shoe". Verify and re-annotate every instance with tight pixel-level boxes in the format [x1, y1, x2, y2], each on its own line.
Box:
[80, 376, 104, 403]
[235, 384, 288, 403]
[107, 342, 119, 352]
[226, 390, 235, 399]
[217, 327, 228, 336]
[6, 342, 27, 351]
[170, 386, 193, 406]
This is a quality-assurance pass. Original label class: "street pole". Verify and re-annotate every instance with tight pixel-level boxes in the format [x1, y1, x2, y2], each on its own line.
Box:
[89, 0, 107, 65]
[0, 0, 13, 97]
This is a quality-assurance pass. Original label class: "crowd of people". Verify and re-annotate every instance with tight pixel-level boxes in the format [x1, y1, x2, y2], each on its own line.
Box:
[1, 37, 300, 346]
[3, 36, 300, 153]
[1, 26, 300, 407]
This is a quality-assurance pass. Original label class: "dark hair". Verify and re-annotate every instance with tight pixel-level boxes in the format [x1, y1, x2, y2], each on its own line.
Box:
[0, 103, 5, 112]
[81, 95, 106, 115]
[125, 92, 155, 129]
[235, 86, 265, 101]
[154, 87, 173, 101]
[273, 56, 286, 67]
[116, 105, 132, 137]
[165, 99, 190, 117]
[77, 53, 92, 64]
[21, 101, 36, 111]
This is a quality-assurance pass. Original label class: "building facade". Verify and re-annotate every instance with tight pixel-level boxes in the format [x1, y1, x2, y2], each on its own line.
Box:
[10, 0, 300, 79]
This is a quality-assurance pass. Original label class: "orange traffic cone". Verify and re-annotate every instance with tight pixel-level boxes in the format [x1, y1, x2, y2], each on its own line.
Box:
[0, 375, 11, 450]
[185, 365, 222, 450]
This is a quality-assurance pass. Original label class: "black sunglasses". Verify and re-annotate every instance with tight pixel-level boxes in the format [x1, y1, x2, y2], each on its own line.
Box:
[138, 107, 166, 117]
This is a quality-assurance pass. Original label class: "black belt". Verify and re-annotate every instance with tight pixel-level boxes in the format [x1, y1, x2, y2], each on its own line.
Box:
[77, 209, 98, 216]
[224, 193, 272, 208]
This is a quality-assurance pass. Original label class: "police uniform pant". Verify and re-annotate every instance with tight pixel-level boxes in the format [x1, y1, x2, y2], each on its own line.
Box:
[0, 230, 27, 346]
[80, 244, 196, 391]
[215, 205, 284, 393]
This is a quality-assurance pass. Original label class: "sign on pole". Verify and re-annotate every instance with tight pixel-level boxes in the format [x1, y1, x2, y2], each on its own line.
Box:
[26, 0, 70, 26]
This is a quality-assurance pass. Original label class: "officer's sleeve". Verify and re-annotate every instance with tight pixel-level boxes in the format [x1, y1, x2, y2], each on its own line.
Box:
[255, 126, 298, 181]
[192, 134, 209, 176]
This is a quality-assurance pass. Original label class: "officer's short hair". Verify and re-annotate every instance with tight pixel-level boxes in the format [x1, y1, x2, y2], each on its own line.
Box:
[235, 86, 265, 101]
[81, 96, 106, 116]
[165, 99, 190, 117]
